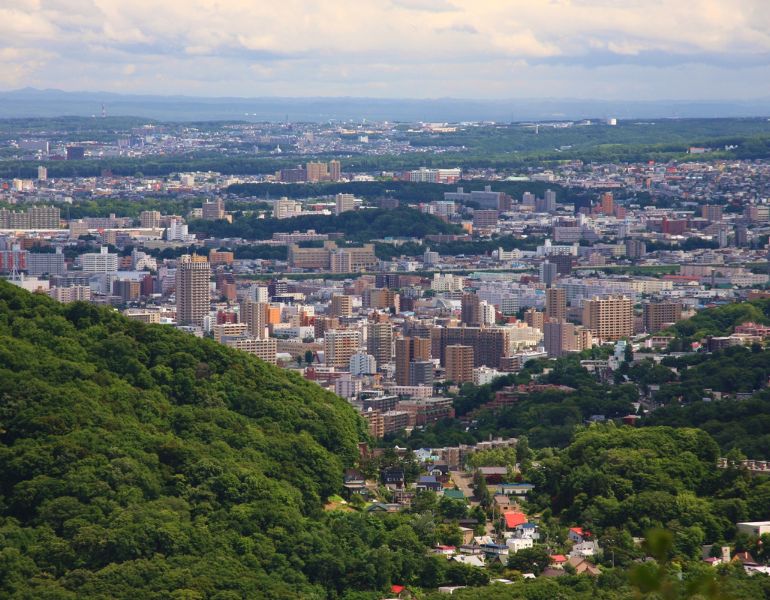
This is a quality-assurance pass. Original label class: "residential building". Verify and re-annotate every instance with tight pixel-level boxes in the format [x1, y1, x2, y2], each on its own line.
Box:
[582, 295, 634, 341]
[324, 329, 362, 369]
[446, 344, 474, 383]
[175, 254, 211, 327]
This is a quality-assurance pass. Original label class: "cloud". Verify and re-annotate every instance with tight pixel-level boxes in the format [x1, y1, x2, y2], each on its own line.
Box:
[2, 0, 770, 99]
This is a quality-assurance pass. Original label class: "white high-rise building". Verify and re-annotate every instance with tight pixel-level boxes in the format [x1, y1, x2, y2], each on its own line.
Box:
[80, 246, 118, 273]
[349, 351, 377, 376]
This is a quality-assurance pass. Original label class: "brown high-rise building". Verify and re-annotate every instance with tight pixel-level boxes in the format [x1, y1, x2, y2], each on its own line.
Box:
[241, 299, 269, 338]
[395, 336, 432, 385]
[330, 294, 353, 317]
[202, 199, 225, 220]
[431, 326, 509, 369]
[445, 345, 474, 383]
[643, 301, 682, 333]
[329, 160, 341, 182]
[175, 254, 211, 327]
[367, 321, 393, 368]
[600, 191, 614, 215]
[461, 292, 481, 326]
[306, 161, 329, 183]
[545, 287, 567, 322]
[364, 288, 400, 312]
[324, 329, 362, 369]
[582, 295, 633, 341]
[524, 308, 545, 331]
[543, 320, 591, 358]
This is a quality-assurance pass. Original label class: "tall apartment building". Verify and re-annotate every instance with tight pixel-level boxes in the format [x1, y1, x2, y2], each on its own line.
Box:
[543, 320, 592, 358]
[364, 288, 400, 312]
[324, 329, 362, 369]
[202, 199, 225, 220]
[335, 193, 356, 215]
[445, 344, 474, 384]
[81, 246, 118, 273]
[701, 204, 723, 222]
[545, 287, 567, 322]
[330, 294, 353, 317]
[472, 209, 498, 229]
[582, 295, 634, 341]
[395, 336, 432, 386]
[461, 292, 481, 326]
[643, 301, 682, 333]
[26, 251, 65, 276]
[213, 322, 248, 342]
[240, 299, 269, 338]
[600, 191, 614, 215]
[367, 321, 393, 368]
[37, 166, 47, 181]
[112, 279, 141, 302]
[306, 161, 329, 183]
[49, 286, 91, 303]
[175, 254, 211, 327]
[524, 308, 545, 331]
[273, 197, 303, 219]
[139, 210, 161, 228]
[329, 160, 341, 182]
[431, 326, 510, 369]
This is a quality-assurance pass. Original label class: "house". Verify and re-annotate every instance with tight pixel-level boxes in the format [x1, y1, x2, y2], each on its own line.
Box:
[458, 526, 475, 545]
[493, 494, 512, 511]
[452, 554, 485, 568]
[477, 466, 508, 484]
[502, 511, 528, 530]
[443, 488, 466, 502]
[514, 522, 540, 540]
[568, 527, 589, 544]
[342, 469, 368, 497]
[570, 540, 601, 559]
[434, 545, 456, 555]
[366, 502, 400, 513]
[506, 537, 534, 553]
[416, 475, 442, 492]
[550, 554, 568, 569]
[382, 467, 405, 489]
[427, 463, 450, 483]
[495, 482, 535, 497]
[480, 543, 509, 558]
[437, 586, 467, 594]
[567, 556, 601, 576]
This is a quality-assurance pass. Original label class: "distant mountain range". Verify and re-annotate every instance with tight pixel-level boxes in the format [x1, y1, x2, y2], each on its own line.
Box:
[1, 88, 769, 122]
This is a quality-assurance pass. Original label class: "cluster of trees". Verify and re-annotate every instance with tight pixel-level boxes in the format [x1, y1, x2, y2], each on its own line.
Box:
[0, 282, 492, 598]
[189, 206, 461, 243]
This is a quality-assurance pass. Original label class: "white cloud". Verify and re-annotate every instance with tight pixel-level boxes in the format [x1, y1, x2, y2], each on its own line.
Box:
[2, 0, 770, 98]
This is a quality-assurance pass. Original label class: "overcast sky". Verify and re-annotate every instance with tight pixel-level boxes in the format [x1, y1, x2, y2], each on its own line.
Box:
[3, 0, 770, 99]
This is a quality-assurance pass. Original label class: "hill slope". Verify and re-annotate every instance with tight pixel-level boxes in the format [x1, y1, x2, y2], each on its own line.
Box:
[0, 282, 364, 598]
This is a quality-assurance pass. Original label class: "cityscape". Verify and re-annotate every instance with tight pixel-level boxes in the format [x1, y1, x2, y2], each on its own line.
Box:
[4, 2, 770, 599]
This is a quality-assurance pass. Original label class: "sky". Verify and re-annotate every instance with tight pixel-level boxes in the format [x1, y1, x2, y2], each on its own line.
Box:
[3, 0, 770, 100]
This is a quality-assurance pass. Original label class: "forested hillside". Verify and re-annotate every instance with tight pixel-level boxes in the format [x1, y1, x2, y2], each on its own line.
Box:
[0, 282, 370, 598]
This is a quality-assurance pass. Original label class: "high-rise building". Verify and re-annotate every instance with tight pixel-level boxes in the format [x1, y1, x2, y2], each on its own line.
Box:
[409, 360, 434, 387]
[431, 326, 509, 369]
[701, 204, 723, 222]
[26, 250, 65, 276]
[37, 166, 47, 181]
[600, 191, 614, 215]
[80, 246, 118, 273]
[461, 293, 481, 326]
[582, 295, 633, 341]
[306, 161, 329, 183]
[112, 279, 141, 302]
[139, 210, 161, 228]
[221, 336, 277, 364]
[540, 261, 558, 286]
[445, 344, 474, 383]
[472, 209, 498, 229]
[367, 321, 393, 368]
[324, 329, 362, 369]
[545, 287, 567, 322]
[524, 308, 545, 331]
[543, 320, 592, 358]
[66, 146, 85, 160]
[241, 299, 269, 338]
[364, 288, 400, 312]
[330, 294, 353, 317]
[202, 199, 225, 221]
[395, 336, 431, 386]
[329, 160, 341, 182]
[175, 254, 211, 327]
[349, 351, 376, 376]
[643, 302, 682, 333]
[625, 239, 647, 260]
[335, 193, 356, 215]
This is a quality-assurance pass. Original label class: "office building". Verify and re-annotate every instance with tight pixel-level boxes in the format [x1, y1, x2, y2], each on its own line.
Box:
[306, 161, 329, 183]
[582, 295, 634, 341]
[175, 254, 211, 327]
[112, 279, 141, 302]
[545, 287, 567, 322]
[26, 250, 65, 276]
[446, 344, 474, 383]
[643, 301, 682, 334]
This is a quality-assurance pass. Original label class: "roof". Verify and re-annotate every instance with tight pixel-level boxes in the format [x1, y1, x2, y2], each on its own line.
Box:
[551, 554, 568, 563]
[570, 527, 584, 536]
[443, 489, 465, 500]
[391, 584, 405, 594]
[503, 511, 528, 529]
